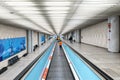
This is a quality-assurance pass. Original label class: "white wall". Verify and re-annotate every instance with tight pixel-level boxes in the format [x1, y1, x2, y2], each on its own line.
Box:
[81, 21, 108, 48]
[0, 24, 27, 69]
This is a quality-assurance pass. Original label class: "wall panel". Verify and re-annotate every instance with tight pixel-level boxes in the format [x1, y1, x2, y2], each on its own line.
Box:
[81, 21, 108, 48]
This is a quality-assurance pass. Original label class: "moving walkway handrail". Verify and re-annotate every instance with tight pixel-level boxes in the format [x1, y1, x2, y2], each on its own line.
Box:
[64, 42, 113, 80]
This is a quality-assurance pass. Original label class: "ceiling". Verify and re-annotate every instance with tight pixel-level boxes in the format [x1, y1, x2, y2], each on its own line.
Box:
[0, 0, 120, 35]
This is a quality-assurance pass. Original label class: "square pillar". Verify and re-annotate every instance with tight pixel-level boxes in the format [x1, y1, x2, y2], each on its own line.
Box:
[38, 32, 41, 46]
[108, 16, 120, 52]
[75, 29, 80, 43]
[27, 30, 33, 53]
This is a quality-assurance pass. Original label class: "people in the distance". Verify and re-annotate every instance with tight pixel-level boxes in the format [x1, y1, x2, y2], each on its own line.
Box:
[59, 40, 62, 48]
[69, 36, 72, 43]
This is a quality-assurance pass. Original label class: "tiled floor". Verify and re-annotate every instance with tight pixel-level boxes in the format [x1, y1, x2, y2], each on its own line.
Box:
[0, 40, 53, 80]
[64, 40, 120, 80]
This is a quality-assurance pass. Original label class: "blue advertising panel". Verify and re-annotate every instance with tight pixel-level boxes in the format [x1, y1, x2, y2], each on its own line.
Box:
[0, 37, 26, 62]
[40, 34, 45, 43]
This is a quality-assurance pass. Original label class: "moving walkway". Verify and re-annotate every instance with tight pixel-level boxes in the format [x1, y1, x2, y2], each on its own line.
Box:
[14, 41, 113, 80]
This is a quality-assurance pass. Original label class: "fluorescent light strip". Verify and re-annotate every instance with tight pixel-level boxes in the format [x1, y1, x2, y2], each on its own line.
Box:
[47, 11, 69, 14]
[45, 7, 70, 11]
[82, 0, 119, 4]
[43, 2, 72, 7]
[4, 0, 30, 1]
[5, 1, 36, 6]
[13, 6, 40, 11]
[18, 11, 40, 14]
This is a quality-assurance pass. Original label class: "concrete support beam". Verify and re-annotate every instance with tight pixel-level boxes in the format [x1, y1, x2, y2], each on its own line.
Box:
[27, 30, 33, 53]
[68, 32, 71, 39]
[108, 16, 120, 52]
[66, 34, 69, 40]
[38, 32, 41, 46]
[31, 31, 34, 51]
[75, 29, 80, 43]
[45, 34, 48, 42]
[72, 31, 75, 41]
[65, 34, 68, 40]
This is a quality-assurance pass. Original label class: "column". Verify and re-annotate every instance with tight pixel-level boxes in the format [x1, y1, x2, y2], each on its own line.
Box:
[65, 34, 67, 40]
[76, 29, 80, 43]
[45, 34, 48, 42]
[38, 32, 41, 46]
[27, 30, 33, 53]
[108, 16, 120, 52]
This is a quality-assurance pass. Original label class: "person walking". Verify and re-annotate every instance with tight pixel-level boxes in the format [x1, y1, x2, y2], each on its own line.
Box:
[59, 40, 62, 48]
[69, 36, 72, 43]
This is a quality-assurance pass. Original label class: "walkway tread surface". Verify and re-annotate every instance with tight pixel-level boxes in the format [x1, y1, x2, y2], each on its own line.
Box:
[47, 43, 74, 80]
